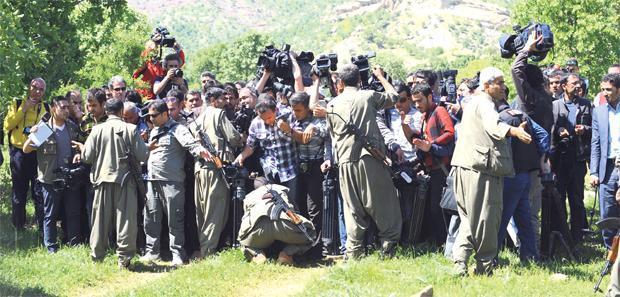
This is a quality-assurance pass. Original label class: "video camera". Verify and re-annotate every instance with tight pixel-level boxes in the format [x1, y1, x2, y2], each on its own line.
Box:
[312, 53, 338, 87]
[351, 51, 392, 92]
[256, 44, 315, 90]
[438, 70, 458, 104]
[52, 164, 88, 191]
[150, 26, 176, 48]
[222, 163, 249, 201]
[233, 104, 256, 134]
[499, 22, 554, 62]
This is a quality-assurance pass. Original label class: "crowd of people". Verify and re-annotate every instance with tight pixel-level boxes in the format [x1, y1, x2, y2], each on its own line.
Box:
[3, 28, 620, 293]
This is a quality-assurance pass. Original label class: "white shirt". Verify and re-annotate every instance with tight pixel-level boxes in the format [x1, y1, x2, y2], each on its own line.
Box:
[388, 107, 422, 162]
[607, 103, 620, 158]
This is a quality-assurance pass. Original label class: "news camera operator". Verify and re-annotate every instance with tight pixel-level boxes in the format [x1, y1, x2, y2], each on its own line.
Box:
[133, 27, 185, 100]
[510, 31, 554, 248]
[404, 83, 455, 245]
[376, 81, 422, 244]
[286, 89, 332, 258]
[23, 96, 83, 253]
[153, 53, 188, 99]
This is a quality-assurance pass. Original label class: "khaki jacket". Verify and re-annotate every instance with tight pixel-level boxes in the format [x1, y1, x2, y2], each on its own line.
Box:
[36, 120, 81, 184]
[326, 86, 398, 164]
[238, 184, 313, 239]
[451, 92, 515, 177]
[192, 106, 242, 171]
[81, 115, 148, 185]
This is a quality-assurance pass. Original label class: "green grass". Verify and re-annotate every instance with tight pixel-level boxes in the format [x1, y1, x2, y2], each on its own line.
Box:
[0, 145, 612, 296]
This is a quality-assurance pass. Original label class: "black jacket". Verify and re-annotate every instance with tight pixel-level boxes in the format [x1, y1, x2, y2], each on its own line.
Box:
[511, 51, 554, 133]
[550, 95, 592, 162]
[497, 102, 542, 173]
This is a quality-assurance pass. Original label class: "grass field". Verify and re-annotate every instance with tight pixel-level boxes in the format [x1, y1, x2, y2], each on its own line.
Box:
[0, 155, 612, 296]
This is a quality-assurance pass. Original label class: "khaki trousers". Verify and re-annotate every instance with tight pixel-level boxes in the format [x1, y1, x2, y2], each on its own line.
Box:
[195, 168, 229, 257]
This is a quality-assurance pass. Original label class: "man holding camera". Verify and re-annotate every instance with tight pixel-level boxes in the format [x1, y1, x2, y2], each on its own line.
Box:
[326, 64, 402, 259]
[192, 87, 242, 257]
[153, 53, 188, 99]
[23, 96, 82, 253]
[3, 78, 48, 232]
[235, 95, 299, 206]
[511, 32, 554, 248]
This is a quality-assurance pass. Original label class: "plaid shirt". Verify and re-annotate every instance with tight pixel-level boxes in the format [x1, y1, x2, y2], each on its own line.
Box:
[419, 103, 455, 170]
[247, 112, 297, 182]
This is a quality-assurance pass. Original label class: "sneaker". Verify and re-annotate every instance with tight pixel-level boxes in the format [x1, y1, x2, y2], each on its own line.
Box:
[171, 256, 185, 266]
[277, 251, 294, 266]
[379, 241, 397, 260]
[452, 261, 468, 277]
[140, 253, 160, 263]
[47, 246, 58, 254]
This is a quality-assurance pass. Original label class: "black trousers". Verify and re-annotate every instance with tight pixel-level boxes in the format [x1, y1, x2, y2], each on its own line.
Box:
[421, 168, 449, 244]
[554, 156, 587, 241]
[295, 160, 324, 233]
[9, 146, 43, 230]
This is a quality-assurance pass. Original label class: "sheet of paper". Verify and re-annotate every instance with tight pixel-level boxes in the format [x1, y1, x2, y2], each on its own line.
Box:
[28, 121, 53, 147]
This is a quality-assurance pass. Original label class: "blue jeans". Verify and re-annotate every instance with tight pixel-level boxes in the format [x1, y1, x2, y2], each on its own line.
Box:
[599, 162, 619, 249]
[41, 183, 81, 250]
[499, 173, 539, 260]
[338, 189, 347, 254]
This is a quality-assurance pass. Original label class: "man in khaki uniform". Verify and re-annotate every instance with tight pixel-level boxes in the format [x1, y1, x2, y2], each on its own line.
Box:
[326, 63, 401, 259]
[78, 98, 149, 268]
[192, 87, 242, 257]
[450, 67, 531, 275]
[238, 182, 316, 265]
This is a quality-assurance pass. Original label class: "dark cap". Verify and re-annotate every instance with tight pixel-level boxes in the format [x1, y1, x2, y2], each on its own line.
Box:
[566, 58, 578, 67]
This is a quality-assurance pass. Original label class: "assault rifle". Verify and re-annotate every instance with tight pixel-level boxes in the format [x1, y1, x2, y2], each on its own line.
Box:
[197, 130, 223, 169]
[594, 218, 620, 292]
[328, 111, 390, 167]
[265, 188, 314, 242]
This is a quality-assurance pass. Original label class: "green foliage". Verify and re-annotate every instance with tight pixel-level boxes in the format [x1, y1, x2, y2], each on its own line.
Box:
[512, 0, 620, 88]
[0, 0, 149, 117]
[187, 32, 272, 83]
[374, 53, 407, 82]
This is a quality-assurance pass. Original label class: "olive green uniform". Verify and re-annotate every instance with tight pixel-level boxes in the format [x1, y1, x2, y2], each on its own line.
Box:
[238, 184, 316, 256]
[450, 93, 514, 274]
[191, 106, 242, 257]
[326, 86, 401, 259]
[607, 256, 620, 297]
[81, 115, 148, 262]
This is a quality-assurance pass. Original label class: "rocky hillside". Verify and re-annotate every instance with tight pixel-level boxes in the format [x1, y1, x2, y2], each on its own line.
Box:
[128, 0, 514, 71]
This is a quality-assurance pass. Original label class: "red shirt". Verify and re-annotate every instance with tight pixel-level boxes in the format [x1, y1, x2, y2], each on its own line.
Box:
[133, 50, 186, 100]
[420, 103, 455, 170]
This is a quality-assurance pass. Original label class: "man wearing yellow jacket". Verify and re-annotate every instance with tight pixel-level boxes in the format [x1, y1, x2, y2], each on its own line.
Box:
[3, 78, 48, 231]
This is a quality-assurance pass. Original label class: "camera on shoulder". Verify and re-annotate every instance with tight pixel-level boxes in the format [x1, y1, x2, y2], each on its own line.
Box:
[499, 22, 554, 62]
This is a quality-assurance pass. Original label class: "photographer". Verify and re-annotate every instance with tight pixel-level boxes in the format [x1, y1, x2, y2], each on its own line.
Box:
[153, 53, 188, 99]
[23, 96, 82, 253]
[132, 32, 185, 100]
[285, 90, 331, 258]
[3, 78, 48, 232]
[550, 73, 592, 242]
[234, 95, 299, 207]
[406, 83, 455, 245]
[511, 31, 554, 248]
[192, 87, 242, 258]
[376, 81, 422, 244]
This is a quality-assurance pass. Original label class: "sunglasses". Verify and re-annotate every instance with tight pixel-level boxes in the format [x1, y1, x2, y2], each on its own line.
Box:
[113, 87, 127, 91]
[148, 112, 161, 118]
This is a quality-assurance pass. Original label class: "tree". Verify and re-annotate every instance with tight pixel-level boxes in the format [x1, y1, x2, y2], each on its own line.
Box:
[512, 0, 620, 88]
[187, 32, 272, 83]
